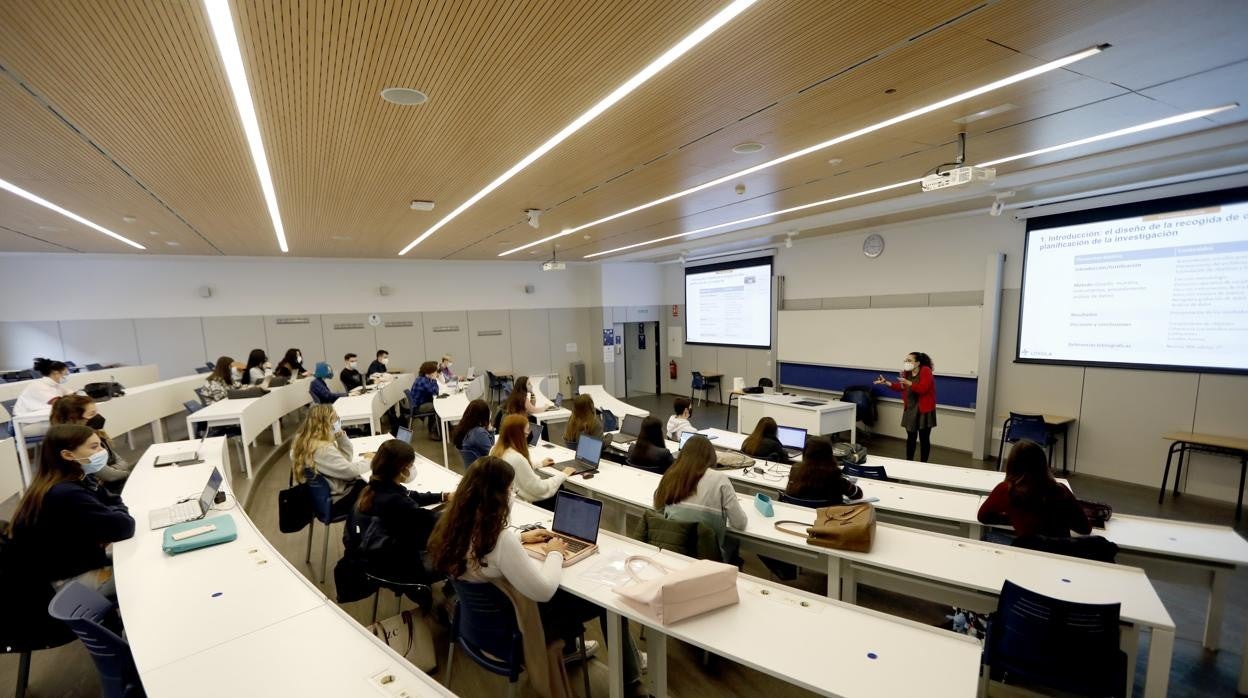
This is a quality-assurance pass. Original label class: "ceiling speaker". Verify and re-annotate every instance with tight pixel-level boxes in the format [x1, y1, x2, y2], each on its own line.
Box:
[198, 286, 212, 298]
[524, 284, 535, 294]
[379, 285, 392, 296]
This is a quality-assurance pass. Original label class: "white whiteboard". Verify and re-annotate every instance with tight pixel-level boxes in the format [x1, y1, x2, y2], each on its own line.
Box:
[778, 306, 981, 376]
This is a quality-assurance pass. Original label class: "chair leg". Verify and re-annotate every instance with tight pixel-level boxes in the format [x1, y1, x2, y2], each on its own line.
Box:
[579, 634, 592, 698]
[508, 679, 519, 698]
[371, 589, 381, 625]
[444, 643, 455, 687]
[16, 650, 30, 698]
[305, 522, 314, 563]
[320, 521, 331, 584]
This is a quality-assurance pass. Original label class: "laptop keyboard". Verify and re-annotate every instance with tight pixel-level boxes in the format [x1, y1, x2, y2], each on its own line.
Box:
[154, 500, 201, 528]
[562, 536, 589, 553]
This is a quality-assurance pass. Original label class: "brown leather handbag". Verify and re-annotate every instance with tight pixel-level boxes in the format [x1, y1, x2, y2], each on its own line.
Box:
[774, 503, 876, 552]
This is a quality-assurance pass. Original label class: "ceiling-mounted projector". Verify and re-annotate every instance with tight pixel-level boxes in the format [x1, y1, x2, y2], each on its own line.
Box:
[541, 261, 566, 271]
[921, 165, 995, 192]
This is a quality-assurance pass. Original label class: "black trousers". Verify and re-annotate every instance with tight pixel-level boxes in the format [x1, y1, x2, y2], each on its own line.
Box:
[906, 428, 932, 462]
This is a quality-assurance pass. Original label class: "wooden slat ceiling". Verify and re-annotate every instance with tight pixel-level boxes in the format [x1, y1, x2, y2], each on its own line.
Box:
[0, 0, 1244, 260]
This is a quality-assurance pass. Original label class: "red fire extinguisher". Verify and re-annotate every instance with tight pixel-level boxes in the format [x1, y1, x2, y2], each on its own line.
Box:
[669, 360, 678, 380]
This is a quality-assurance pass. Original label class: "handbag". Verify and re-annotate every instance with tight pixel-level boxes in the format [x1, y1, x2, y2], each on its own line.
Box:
[1078, 499, 1113, 528]
[277, 472, 313, 533]
[774, 503, 876, 552]
[83, 381, 125, 399]
[612, 555, 739, 624]
[370, 608, 437, 672]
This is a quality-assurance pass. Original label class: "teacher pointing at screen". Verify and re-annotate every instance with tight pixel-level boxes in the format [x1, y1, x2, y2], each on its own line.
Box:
[875, 352, 937, 462]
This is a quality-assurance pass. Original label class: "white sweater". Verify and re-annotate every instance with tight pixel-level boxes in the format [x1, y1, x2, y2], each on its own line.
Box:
[14, 377, 71, 416]
[462, 529, 564, 601]
[498, 448, 566, 503]
[665, 415, 694, 441]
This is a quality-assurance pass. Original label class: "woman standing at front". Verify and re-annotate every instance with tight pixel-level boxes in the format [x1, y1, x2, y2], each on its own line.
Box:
[875, 351, 937, 462]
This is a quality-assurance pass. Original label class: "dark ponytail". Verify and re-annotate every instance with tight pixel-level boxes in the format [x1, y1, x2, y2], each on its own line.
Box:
[33, 357, 67, 376]
[358, 439, 416, 514]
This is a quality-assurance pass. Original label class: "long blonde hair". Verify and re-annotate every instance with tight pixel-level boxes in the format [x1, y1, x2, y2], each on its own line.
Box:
[291, 404, 337, 482]
[490, 414, 531, 461]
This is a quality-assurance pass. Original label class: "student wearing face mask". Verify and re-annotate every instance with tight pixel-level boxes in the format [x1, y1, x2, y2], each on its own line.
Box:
[275, 348, 309, 379]
[310, 362, 361, 404]
[13, 358, 76, 437]
[437, 354, 457, 382]
[366, 350, 390, 382]
[50, 395, 133, 487]
[340, 353, 366, 392]
[243, 348, 272, 385]
[290, 405, 369, 517]
[665, 396, 695, 441]
[201, 356, 242, 405]
[875, 351, 937, 462]
[11, 424, 135, 596]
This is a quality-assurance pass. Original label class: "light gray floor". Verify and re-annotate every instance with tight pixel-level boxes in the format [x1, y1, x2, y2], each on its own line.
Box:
[3, 393, 1245, 696]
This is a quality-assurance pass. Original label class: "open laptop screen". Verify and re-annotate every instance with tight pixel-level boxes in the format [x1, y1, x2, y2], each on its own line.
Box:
[619, 413, 643, 436]
[777, 425, 807, 450]
[552, 491, 603, 543]
[575, 434, 602, 464]
[396, 426, 413, 443]
[678, 431, 698, 449]
[198, 468, 223, 513]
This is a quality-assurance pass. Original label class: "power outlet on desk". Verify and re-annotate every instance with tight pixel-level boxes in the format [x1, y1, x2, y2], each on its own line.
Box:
[369, 669, 419, 697]
[746, 582, 823, 614]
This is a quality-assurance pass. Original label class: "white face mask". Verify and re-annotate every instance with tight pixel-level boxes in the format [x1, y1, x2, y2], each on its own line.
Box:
[296, 354, 303, 364]
[57, 374, 69, 385]
[349, 361, 358, 369]
[380, 357, 389, 366]
[903, 361, 916, 372]
[231, 368, 242, 381]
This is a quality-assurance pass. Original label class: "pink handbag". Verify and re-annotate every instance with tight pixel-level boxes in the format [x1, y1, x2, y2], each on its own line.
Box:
[613, 555, 739, 624]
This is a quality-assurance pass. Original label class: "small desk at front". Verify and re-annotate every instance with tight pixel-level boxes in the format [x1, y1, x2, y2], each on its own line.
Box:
[736, 393, 857, 444]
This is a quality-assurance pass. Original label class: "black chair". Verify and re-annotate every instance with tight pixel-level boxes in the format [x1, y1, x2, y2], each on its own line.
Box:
[839, 385, 878, 434]
[996, 413, 1056, 471]
[17, 369, 38, 380]
[47, 582, 144, 698]
[485, 371, 509, 405]
[624, 458, 666, 475]
[85, 363, 103, 371]
[841, 463, 889, 481]
[778, 492, 839, 508]
[0, 525, 77, 698]
[194, 366, 212, 374]
[982, 580, 1126, 697]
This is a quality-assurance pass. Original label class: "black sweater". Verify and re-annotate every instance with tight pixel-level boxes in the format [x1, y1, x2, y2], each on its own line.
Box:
[744, 436, 791, 464]
[346, 480, 441, 580]
[627, 441, 675, 473]
[14, 477, 135, 582]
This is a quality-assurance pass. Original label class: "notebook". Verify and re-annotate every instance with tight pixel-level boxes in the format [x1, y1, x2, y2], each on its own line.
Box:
[523, 491, 602, 566]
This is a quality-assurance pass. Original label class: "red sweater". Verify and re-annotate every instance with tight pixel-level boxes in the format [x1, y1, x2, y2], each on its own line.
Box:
[886, 365, 936, 414]
[977, 481, 1091, 538]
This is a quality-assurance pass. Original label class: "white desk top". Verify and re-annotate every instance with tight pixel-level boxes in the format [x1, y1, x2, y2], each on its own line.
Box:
[433, 392, 469, 421]
[738, 393, 856, 414]
[533, 406, 572, 423]
[331, 391, 376, 421]
[185, 395, 262, 421]
[1076, 512, 1248, 568]
[577, 384, 649, 418]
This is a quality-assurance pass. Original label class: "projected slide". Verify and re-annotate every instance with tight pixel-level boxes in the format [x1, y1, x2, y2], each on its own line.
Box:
[685, 259, 772, 348]
[1018, 191, 1248, 373]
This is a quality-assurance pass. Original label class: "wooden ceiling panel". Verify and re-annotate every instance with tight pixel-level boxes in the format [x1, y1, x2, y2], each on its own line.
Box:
[0, 225, 73, 253]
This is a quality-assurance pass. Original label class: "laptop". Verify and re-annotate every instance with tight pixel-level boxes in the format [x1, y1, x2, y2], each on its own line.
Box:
[154, 432, 209, 467]
[523, 491, 602, 566]
[776, 425, 808, 458]
[148, 467, 223, 530]
[612, 413, 644, 444]
[529, 426, 543, 448]
[396, 425, 413, 443]
[678, 430, 698, 450]
[551, 434, 602, 474]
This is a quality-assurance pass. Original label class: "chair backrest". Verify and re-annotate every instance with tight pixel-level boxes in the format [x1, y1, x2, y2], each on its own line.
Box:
[47, 581, 140, 698]
[633, 510, 721, 562]
[303, 468, 335, 523]
[0, 523, 77, 653]
[195, 366, 212, 374]
[193, 387, 211, 406]
[85, 363, 103, 371]
[625, 458, 666, 476]
[18, 369, 38, 380]
[1004, 413, 1049, 444]
[691, 371, 705, 389]
[183, 400, 202, 415]
[985, 580, 1124, 696]
[448, 578, 524, 680]
[842, 463, 889, 481]
[779, 492, 839, 509]
[757, 377, 774, 388]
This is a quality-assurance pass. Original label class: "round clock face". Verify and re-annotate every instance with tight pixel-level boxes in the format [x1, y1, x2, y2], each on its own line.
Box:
[367, 313, 382, 327]
[863, 233, 885, 258]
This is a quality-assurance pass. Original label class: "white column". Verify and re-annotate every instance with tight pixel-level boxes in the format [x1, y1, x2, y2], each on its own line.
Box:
[972, 253, 1005, 460]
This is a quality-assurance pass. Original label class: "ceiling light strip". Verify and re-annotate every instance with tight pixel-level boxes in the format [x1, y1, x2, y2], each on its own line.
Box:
[397, 0, 759, 256]
[204, 0, 290, 253]
[584, 103, 1237, 259]
[0, 178, 146, 250]
[504, 44, 1108, 257]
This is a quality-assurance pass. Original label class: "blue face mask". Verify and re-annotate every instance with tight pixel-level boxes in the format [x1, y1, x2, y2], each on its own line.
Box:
[79, 449, 109, 475]
[332, 419, 343, 434]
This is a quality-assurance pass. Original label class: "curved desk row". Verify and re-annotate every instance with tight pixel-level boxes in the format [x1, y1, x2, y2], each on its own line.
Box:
[185, 379, 313, 478]
[0, 364, 161, 402]
[113, 437, 453, 697]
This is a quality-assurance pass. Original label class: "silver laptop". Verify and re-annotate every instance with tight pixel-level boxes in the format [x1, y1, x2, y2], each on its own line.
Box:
[777, 425, 808, 457]
[153, 432, 209, 467]
[612, 413, 644, 444]
[148, 467, 223, 530]
[552, 434, 602, 474]
[396, 425, 413, 443]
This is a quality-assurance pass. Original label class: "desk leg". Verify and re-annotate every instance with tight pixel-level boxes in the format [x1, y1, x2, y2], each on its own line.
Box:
[1174, 443, 1187, 496]
[1120, 624, 1139, 698]
[1203, 568, 1230, 650]
[271, 421, 282, 445]
[1143, 626, 1174, 698]
[242, 442, 254, 479]
[825, 556, 842, 600]
[151, 418, 165, 444]
[441, 420, 450, 467]
[842, 564, 858, 605]
[126, 431, 135, 450]
[647, 629, 668, 698]
[967, 523, 983, 540]
[13, 422, 31, 490]
[606, 611, 624, 698]
[1159, 442, 1179, 503]
[1236, 455, 1246, 523]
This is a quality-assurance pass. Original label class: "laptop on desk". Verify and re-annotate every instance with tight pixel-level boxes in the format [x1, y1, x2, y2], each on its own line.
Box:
[148, 467, 223, 530]
[552, 434, 602, 474]
[612, 414, 644, 445]
[776, 425, 808, 458]
[153, 432, 209, 467]
[523, 491, 602, 566]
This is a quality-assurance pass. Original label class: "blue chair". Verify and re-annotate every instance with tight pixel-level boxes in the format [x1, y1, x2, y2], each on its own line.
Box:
[691, 371, 715, 405]
[0, 536, 76, 698]
[304, 468, 349, 584]
[46, 582, 143, 698]
[445, 578, 592, 697]
[996, 413, 1056, 471]
[982, 580, 1126, 697]
[85, 363, 103, 371]
[841, 463, 889, 481]
[778, 492, 839, 509]
[183, 401, 243, 465]
[194, 366, 212, 374]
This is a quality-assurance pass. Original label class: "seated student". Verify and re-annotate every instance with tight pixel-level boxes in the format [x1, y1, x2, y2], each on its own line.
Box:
[201, 355, 242, 404]
[366, 350, 390, 382]
[451, 398, 493, 466]
[345, 439, 452, 585]
[339, 353, 366, 392]
[978, 440, 1090, 538]
[290, 404, 368, 517]
[310, 362, 353, 404]
[654, 434, 746, 562]
[785, 437, 862, 505]
[243, 348, 271, 385]
[49, 395, 132, 487]
[562, 394, 602, 448]
[408, 361, 441, 440]
[11, 424, 135, 596]
[437, 354, 457, 383]
[492, 414, 572, 507]
[665, 396, 694, 441]
[13, 358, 75, 437]
[627, 416, 674, 474]
[428, 456, 641, 689]
[505, 376, 545, 417]
[740, 416, 790, 464]
[274, 348, 309, 379]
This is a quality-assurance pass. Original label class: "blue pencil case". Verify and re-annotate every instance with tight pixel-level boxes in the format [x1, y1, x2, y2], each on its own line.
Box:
[754, 493, 775, 517]
[162, 514, 238, 555]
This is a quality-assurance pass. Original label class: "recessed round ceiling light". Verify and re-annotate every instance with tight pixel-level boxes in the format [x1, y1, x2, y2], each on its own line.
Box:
[826, 157, 843, 166]
[331, 235, 353, 241]
[732, 141, 764, 154]
[380, 87, 428, 106]
[123, 215, 137, 223]
[529, 250, 537, 255]
[149, 230, 160, 236]
[165, 240, 180, 247]
[582, 234, 591, 240]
